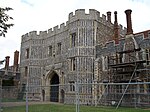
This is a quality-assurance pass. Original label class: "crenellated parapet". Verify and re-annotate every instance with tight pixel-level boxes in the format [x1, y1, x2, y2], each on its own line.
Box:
[21, 33, 30, 43]
[69, 9, 100, 21]
[69, 9, 125, 31]
[21, 31, 38, 42]
[21, 23, 68, 41]
[21, 9, 126, 43]
[29, 31, 37, 37]
[39, 31, 47, 37]
[69, 9, 112, 25]
[47, 23, 68, 37]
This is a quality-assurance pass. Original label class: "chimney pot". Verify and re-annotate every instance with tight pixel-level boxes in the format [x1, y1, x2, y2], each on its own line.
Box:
[5, 56, 10, 70]
[114, 11, 118, 23]
[13, 50, 19, 71]
[114, 11, 119, 44]
[125, 9, 133, 35]
[107, 11, 111, 23]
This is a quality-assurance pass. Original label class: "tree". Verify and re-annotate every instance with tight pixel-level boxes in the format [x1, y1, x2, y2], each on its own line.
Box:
[0, 7, 14, 37]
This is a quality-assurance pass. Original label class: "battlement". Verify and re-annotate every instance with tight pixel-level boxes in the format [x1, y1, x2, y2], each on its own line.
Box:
[47, 23, 67, 36]
[39, 31, 47, 37]
[21, 9, 126, 41]
[21, 31, 38, 42]
[69, 9, 101, 22]
[22, 31, 37, 38]
[21, 33, 30, 42]
[21, 22, 68, 41]
[29, 31, 37, 37]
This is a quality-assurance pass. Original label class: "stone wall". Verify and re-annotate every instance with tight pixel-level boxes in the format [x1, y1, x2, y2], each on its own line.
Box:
[20, 9, 126, 104]
[2, 86, 19, 99]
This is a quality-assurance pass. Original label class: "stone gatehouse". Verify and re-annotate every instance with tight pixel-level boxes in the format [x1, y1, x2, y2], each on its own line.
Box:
[20, 9, 126, 104]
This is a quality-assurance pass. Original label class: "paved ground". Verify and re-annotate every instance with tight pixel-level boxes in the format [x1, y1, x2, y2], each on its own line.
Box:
[1, 101, 60, 107]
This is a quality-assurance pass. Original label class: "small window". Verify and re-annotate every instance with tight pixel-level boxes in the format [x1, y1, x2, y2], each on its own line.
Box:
[25, 48, 29, 59]
[145, 49, 150, 65]
[48, 46, 52, 56]
[70, 58, 75, 71]
[69, 81, 75, 92]
[70, 33, 76, 47]
[119, 53, 123, 63]
[25, 66, 28, 77]
[57, 42, 61, 55]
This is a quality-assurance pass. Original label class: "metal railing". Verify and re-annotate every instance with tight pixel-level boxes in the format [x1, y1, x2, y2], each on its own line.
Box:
[0, 82, 150, 112]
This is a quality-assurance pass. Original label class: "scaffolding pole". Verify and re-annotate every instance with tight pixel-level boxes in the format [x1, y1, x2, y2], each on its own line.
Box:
[116, 64, 138, 109]
[0, 79, 2, 112]
[76, 56, 80, 112]
[98, 83, 109, 104]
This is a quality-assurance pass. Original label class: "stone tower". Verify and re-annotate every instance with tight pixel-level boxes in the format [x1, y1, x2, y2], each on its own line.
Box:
[20, 9, 126, 104]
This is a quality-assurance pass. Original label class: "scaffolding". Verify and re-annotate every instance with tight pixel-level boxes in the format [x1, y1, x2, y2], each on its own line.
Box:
[101, 47, 150, 108]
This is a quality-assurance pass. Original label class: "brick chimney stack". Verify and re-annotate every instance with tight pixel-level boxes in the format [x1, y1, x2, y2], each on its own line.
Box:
[5, 56, 10, 70]
[13, 50, 19, 72]
[107, 11, 111, 23]
[114, 11, 118, 24]
[114, 11, 119, 44]
[125, 9, 133, 35]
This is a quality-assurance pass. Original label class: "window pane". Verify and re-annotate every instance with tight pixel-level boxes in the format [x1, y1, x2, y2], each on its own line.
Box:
[26, 48, 29, 59]
[48, 46, 52, 56]
[57, 43, 61, 55]
[70, 33, 76, 47]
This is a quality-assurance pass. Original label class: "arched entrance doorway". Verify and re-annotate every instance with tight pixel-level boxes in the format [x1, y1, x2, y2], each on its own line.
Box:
[50, 72, 59, 102]
[60, 89, 65, 103]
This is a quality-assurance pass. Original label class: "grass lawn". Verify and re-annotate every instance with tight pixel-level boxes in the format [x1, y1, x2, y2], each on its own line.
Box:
[2, 104, 150, 112]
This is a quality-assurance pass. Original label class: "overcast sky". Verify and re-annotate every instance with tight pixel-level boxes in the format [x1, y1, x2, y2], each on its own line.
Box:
[0, 0, 150, 67]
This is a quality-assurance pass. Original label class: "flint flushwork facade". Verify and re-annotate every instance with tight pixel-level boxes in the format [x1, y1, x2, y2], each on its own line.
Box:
[21, 9, 150, 105]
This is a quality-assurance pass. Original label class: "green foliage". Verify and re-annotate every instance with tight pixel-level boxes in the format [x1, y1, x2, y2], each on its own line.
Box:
[0, 7, 14, 37]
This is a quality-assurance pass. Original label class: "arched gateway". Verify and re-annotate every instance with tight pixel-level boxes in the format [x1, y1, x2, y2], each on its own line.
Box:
[45, 70, 59, 102]
[50, 73, 59, 102]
